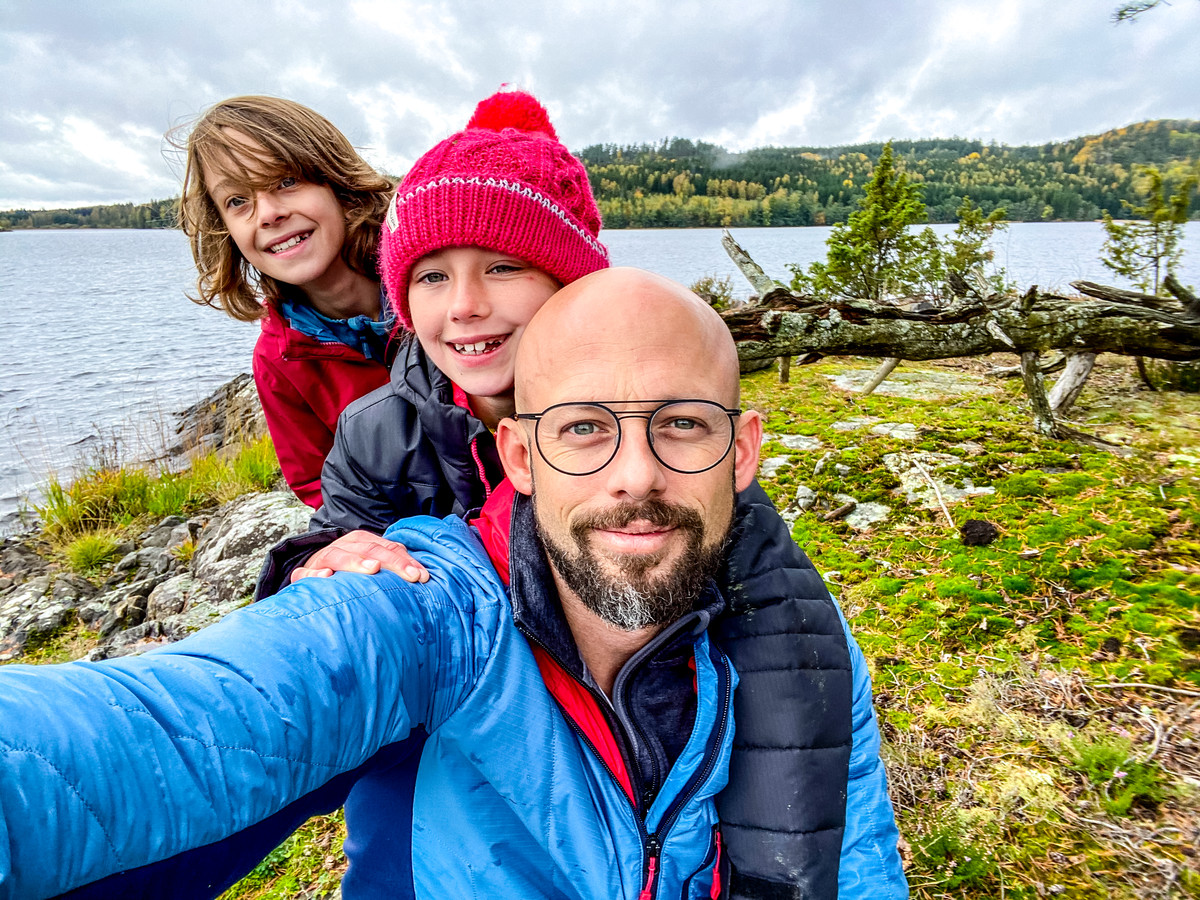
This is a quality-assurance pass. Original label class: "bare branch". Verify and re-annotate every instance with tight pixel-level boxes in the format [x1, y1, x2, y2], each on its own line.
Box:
[721, 229, 776, 297]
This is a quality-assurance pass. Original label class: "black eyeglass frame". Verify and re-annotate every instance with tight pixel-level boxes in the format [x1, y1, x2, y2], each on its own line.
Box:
[513, 399, 742, 477]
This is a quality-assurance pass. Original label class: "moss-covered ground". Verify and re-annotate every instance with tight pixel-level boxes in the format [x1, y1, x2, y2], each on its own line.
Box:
[747, 355, 1200, 899]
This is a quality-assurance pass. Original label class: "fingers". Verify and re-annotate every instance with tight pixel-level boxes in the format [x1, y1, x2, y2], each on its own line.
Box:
[300, 531, 431, 584]
[290, 566, 334, 582]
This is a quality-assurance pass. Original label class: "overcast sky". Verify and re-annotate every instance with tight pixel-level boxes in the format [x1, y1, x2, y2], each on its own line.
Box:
[1, 0, 1197, 210]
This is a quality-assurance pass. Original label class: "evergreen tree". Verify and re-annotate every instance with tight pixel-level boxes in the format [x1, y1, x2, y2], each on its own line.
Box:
[942, 196, 1013, 296]
[789, 142, 932, 301]
[1101, 166, 1195, 295]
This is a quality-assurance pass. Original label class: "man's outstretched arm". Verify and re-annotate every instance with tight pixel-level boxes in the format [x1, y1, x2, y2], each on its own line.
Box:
[0, 516, 501, 900]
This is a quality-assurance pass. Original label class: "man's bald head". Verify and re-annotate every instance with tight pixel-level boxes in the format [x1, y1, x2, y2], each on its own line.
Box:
[514, 268, 741, 413]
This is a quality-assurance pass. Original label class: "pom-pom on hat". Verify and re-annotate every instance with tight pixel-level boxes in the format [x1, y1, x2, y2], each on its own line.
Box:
[380, 89, 609, 329]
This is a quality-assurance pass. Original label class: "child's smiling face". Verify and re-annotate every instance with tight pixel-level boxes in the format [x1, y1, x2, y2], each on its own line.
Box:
[203, 131, 351, 303]
[407, 246, 560, 426]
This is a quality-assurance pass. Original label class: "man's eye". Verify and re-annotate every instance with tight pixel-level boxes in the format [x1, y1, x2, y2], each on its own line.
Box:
[655, 416, 711, 440]
[559, 418, 613, 441]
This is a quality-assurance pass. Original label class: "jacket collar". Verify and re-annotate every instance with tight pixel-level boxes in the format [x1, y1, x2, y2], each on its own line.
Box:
[261, 301, 375, 362]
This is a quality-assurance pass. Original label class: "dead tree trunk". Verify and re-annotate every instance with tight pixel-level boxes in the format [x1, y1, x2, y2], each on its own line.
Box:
[1048, 351, 1097, 415]
[719, 231, 1200, 448]
[1021, 351, 1056, 435]
[720, 284, 1200, 363]
[861, 358, 902, 396]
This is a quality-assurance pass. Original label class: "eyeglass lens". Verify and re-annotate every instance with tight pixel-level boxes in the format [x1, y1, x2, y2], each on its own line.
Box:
[534, 401, 735, 475]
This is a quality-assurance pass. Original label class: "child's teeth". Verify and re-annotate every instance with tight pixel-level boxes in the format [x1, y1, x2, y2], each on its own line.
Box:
[270, 234, 308, 253]
[454, 340, 501, 355]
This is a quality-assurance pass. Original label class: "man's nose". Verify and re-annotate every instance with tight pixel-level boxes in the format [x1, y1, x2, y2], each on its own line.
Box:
[603, 420, 667, 500]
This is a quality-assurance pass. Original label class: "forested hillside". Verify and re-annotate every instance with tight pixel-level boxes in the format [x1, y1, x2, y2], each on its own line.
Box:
[582, 118, 1200, 227]
[2, 119, 1197, 231]
[0, 198, 177, 230]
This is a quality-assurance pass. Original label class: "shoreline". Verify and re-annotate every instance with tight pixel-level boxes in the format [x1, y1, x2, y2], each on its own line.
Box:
[0, 374, 264, 537]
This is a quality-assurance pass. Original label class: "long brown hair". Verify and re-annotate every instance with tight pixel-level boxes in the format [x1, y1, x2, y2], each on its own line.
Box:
[170, 96, 394, 322]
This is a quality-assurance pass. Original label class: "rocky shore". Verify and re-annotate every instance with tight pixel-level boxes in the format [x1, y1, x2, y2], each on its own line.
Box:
[0, 375, 311, 662]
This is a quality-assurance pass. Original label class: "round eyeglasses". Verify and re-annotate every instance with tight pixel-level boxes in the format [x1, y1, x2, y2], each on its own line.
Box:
[514, 399, 741, 477]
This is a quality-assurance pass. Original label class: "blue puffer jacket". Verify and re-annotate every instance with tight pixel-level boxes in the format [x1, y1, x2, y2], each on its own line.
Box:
[0, 513, 905, 899]
[254, 335, 896, 899]
[0, 516, 736, 899]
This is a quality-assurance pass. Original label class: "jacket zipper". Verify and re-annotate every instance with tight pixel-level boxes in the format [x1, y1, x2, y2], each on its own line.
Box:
[517, 628, 656, 884]
[638, 834, 661, 900]
[648, 643, 734, 853]
[470, 436, 493, 498]
[520, 623, 733, 899]
[634, 646, 731, 900]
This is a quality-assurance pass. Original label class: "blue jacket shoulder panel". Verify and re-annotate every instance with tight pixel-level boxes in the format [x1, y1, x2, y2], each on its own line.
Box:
[837, 602, 910, 899]
[0, 517, 504, 900]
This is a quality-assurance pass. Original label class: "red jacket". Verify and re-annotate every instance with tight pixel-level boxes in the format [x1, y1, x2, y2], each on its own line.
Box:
[252, 303, 392, 507]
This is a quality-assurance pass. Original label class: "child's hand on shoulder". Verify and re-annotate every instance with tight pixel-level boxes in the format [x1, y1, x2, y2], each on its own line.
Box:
[291, 530, 430, 584]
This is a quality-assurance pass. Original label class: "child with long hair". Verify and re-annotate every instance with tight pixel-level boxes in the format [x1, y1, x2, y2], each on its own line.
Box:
[256, 89, 901, 898]
[174, 96, 395, 507]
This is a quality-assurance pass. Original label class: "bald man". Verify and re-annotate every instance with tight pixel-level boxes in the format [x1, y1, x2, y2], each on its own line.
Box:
[0, 270, 906, 900]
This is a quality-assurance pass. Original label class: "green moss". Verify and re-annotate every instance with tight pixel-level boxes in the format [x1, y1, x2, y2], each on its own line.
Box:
[219, 810, 346, 899]
[5, 614, 97, 665]
[910, 813, 999, 890]
[1068, 735, 1167, 818]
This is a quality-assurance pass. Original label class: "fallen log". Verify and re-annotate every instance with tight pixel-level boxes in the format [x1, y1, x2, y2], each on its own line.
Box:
[718, 230, 1200, 451]
[718, 232, 1200, 363]
[720, 285, 1200, 364]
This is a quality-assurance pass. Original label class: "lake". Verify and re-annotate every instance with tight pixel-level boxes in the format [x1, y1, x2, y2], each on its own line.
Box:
[2, 223, 1198, 527]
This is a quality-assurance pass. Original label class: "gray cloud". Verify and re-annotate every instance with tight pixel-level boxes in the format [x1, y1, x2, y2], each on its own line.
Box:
[1, 0, 1197, 208]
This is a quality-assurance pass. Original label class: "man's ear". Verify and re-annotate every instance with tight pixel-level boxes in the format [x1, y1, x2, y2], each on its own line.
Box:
[732, 409, 762, 492]
[495, 418, 534, 495]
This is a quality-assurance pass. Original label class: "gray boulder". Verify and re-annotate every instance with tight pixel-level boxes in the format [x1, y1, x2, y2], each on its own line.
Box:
[92, 491, 310, 657]
[139, 516, 188, 548]
[167, 372, 267, 458]
[0, 573, 98, 660]
[190, 492, 311, 604]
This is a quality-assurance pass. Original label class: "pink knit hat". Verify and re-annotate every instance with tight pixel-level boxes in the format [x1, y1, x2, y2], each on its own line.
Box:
[380, 89, 610, 329]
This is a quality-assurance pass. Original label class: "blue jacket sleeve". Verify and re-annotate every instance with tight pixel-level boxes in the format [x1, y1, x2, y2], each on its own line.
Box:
[838, 607, 909, 899]
[0, 517, 501, 900]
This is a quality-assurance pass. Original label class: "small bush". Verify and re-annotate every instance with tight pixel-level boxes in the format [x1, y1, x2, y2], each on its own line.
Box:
[35, 437, 279, 545]
[1069, 735, 1166, 817]
[148, 474, 194, 518]
[171, 539, 196, 568]
[37, 468, 153, 539]
[232, 437, 280, 491]
[911, 815, 997, 890]
[690, 274, 737, 310]
[65, 531, 122, 573]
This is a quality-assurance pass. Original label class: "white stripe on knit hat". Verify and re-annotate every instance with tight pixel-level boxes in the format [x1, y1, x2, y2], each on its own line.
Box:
[391, 175, 608, 259]
[385, 191, 400, 233]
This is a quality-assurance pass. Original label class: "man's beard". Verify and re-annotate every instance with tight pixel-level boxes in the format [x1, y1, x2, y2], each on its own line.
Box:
[536, 496, 729, 632]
